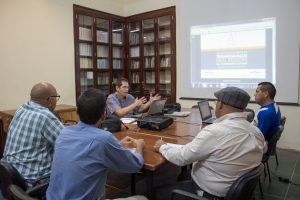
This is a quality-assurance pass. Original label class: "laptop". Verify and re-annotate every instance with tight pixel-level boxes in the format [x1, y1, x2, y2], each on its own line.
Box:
[197, 100, 216, 124]
[132, 99, 167, 118]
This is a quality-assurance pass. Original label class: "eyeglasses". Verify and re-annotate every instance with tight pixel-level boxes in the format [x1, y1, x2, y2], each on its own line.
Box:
[47, 95, 60, 101]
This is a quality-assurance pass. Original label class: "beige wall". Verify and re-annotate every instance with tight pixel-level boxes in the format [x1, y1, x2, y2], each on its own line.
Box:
[1, 0, 299, 151]
[0, 0, 124, 110]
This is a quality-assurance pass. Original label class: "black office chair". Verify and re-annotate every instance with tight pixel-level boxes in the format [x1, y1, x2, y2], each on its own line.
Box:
[280, 116, 286, 126]
[8, 184, 38, 200]
[0, 160, 49, 199]
[171, 163, 264, 200]
[261, 125, 284, 182]
[244, 108, 255, 122]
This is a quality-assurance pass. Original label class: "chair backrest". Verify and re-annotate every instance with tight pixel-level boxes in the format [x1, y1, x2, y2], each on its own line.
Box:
[0, 160, 28, 198]
[266, 125, 284, 156]
[0, 117, 6, 158]
[8, 184, 38, 200]
[280, 116, 286, 126]
[225, 163, 264, 200]
[244, 108, 255, 122]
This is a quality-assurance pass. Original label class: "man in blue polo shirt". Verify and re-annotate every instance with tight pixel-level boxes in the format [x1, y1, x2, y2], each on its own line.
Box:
[253, 82, 281, 141]
[106, 77, 160, 118]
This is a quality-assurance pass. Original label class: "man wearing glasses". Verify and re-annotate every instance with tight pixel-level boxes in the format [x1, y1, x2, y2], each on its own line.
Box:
[2, 82, 64, 185]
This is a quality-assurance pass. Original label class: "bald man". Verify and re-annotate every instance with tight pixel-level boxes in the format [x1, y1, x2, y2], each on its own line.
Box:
[2, 82, 64, 185]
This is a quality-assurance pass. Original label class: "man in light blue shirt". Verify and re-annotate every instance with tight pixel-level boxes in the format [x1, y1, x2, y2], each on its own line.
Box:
[107, 77, 160, 117]
[46, 88, 145, 200]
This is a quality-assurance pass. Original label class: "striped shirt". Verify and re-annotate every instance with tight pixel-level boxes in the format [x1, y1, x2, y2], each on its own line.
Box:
[3, 101, 64, 183]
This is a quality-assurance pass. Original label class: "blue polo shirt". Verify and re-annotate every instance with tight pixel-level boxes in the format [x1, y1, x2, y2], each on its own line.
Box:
[253, 102, 281, 141]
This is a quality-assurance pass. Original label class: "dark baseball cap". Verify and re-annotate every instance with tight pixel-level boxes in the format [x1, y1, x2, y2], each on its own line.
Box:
[214, 87, 250, 109]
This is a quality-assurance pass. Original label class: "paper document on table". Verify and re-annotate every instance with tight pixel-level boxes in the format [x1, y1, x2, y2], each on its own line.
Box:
[121, 118, 136, 124]
[166, 143, 184, 149]
[128, 148, 136, 154]
[164, 111, 191, 117]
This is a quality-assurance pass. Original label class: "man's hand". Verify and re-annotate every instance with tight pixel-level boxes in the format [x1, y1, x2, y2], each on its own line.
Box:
[135, 97, 147, 106]
[120, 136, 136, 148]
[149, 93, 161, 103]
[154, 139, 166, 152]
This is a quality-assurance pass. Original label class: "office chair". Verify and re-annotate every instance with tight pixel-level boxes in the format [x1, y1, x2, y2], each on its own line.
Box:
[8, 184, 38, 200]
[0, 117, 6, 158]
[280, 116, 286, 126]
[261, 125, 284, 182]
[0, 160, 49, 199]
[244, 108, 255, 122]
[171, 163, 264, 200]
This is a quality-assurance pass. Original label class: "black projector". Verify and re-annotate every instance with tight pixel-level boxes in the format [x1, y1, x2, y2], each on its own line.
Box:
[137, 116, 173, 130]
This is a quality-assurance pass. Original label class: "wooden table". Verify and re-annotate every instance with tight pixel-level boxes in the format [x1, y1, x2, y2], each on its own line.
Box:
[114, 108, 202, 198]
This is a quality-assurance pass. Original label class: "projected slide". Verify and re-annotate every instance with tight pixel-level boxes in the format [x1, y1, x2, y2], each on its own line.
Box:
[190, 18, 276, 89]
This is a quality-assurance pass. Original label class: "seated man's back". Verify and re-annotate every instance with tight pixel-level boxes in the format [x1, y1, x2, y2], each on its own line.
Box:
[2, 82, 63, 183]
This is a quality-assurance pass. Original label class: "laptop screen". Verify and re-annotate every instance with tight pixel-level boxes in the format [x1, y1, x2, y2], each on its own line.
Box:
[197, 100, 213, 120]
[148, 99, 167, 115]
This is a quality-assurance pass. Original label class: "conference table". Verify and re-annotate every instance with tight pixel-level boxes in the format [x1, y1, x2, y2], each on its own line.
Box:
[114, 108, 203, 199]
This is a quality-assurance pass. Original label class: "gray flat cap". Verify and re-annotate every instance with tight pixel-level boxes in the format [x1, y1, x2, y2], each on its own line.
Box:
[214, 87, 250, 109]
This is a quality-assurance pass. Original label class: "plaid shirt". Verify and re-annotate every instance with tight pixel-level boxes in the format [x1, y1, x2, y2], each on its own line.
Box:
[3, 101, 63, 183]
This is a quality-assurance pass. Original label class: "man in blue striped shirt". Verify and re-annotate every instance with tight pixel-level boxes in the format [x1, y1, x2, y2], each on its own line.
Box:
[3, 82, 64, 184]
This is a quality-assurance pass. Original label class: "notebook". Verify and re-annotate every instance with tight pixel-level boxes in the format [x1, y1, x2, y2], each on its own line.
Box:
[132, 99, 167, 118]
[197, 100, 216, 124]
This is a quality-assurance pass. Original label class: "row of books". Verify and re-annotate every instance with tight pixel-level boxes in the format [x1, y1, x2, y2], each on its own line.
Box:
[160, 43, 171, 54]
[113, 59, 122, 69]
[144, 45, 155, 56]
[145, 72, 155, 84]
[79, 27, 92, 41]
[97, 75, 109, 85]
[97, 46, 109, 57]
[159, 71, 171, 83]
[80, 43, 92, 56]
[113, 47, 122, 58]
[130, 32, 140, 44]
[97, 30, 108, 43]
[80, 78, 93, 86]
[130, 47, 139, 57]
[80, 58, 93, 69]
[97, 59, 108, 69]
[131, 72, 140, 83]
[112, 33, 123, 44]
[145, 57, 155, 68]
[143, 32, 154, 43]
[131, 60, 139, 69]
[159, 29, 171, 40]
[160, 57, 171, 67]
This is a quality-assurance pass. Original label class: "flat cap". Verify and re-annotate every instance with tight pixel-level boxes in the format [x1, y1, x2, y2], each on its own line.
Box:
[214, 87, 250, 109]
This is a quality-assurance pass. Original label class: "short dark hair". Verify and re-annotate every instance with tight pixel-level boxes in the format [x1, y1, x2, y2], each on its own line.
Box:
[77, 88, 106, 124]
[258, 82, 276, 100]
[114, 77, 128, 88]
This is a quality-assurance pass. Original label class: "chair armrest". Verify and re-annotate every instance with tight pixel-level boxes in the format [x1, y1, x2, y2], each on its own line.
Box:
[8, 184, 38, 200]
[26, 182, 49, 199]
[171, 189, 208, 200]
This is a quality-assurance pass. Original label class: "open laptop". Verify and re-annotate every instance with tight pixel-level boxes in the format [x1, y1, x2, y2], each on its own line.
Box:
[198, 100, 216, 124]
[132, 99, 167, 118]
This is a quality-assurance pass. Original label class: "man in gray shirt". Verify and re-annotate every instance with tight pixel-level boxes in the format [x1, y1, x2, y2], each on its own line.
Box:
[106, 77, 160, 118]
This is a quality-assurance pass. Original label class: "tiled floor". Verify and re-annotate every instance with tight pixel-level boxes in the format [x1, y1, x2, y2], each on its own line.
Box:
[108, 149, 300, 200]
[254, 149, 300, 200]
[1, 149, 299, 200]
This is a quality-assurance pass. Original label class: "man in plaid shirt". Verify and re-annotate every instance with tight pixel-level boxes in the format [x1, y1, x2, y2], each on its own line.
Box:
[2, 82, 64, 185]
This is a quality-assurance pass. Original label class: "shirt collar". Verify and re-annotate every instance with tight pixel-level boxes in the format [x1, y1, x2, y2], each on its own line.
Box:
[215, 112, 248, 123]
